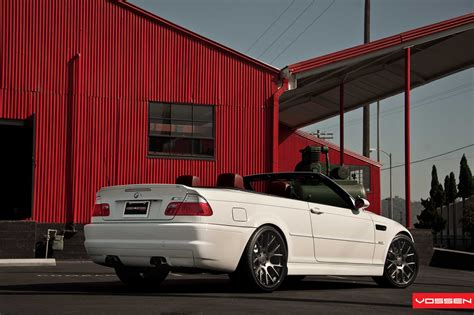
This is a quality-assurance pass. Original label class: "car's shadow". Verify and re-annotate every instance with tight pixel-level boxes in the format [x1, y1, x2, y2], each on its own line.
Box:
[0, 277, 377, 296]
[0, 278, 422, 310]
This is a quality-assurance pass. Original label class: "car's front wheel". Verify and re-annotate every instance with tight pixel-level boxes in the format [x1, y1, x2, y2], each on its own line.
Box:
[239, 225, 288, 292]
[114, 266, 169, 287]
[373, 234, 418, 288]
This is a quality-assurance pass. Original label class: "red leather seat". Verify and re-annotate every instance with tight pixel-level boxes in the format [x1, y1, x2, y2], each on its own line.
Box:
[216, 173, 244, 189]
[176, 175, 200, 187]
[269, 181, 291, 198]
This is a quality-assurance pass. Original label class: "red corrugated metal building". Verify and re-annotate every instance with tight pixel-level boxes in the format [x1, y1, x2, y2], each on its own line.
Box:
[0, 0, 381, 234]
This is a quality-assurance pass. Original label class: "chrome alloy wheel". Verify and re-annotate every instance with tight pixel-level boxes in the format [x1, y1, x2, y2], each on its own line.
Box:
[386, 237, 417, 286]
[378, 234, 418, 288]
[251, 228, 287, 290]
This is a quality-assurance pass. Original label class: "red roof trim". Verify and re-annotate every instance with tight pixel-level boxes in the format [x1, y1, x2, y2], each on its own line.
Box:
[294, 130, 382, 167]
[289, 13, 474, 74]
[114, 0, 280, 74]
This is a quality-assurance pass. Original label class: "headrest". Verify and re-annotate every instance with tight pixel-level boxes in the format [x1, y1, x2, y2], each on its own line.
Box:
[269, 181, 291, 198]
[176, 175, 200, 187]
[216, 173, 244, 189]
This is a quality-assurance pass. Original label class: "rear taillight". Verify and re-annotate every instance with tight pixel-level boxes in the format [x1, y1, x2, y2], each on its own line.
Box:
[92, 203, 110, 217]
[165, 194, 213, 216]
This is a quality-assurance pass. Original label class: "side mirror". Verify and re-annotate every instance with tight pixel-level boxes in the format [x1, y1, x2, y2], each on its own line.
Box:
[355, 197, 370, 210]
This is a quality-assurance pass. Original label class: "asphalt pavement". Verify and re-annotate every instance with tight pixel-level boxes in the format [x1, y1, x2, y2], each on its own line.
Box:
[0, 261, 472, 314]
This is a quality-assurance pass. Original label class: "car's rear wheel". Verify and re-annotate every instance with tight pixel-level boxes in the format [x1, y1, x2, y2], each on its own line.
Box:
[114, 266, 169, 287]
[239, 226, 288, 292]
[373, 234, 418, 288]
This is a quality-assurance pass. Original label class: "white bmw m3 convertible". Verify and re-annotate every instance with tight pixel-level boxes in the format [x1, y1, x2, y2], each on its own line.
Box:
[84, 172, 418, 292]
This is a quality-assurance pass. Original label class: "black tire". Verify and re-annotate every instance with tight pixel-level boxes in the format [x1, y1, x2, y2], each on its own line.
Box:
[373, 234, 419, 288]
[238, 225, 288, 292]
[114, 266, 169, 287]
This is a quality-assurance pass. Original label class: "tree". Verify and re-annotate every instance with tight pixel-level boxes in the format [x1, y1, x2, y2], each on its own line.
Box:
[443, 175, 450, 236]
[415, 165, 446, 234]
[446, 172, 458, 240]
[415, 197, 445, 233]
[430, 165, 445, 209]
[458, 154, 473, 201]
[447, 172, 458, 204]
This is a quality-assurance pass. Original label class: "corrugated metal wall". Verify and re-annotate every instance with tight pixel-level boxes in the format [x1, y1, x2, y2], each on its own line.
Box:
[0, 0, 279, 223]
[279, 126, 381, 214]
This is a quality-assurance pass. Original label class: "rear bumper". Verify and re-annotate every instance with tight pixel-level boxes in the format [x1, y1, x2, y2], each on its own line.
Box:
[84, 222, 254, 272]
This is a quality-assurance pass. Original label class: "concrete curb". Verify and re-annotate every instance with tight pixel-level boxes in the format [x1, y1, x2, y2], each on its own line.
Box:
[0, 258, 56, 267]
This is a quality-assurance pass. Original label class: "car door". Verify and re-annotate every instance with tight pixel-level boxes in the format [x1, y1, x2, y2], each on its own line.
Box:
[301, 177, 375, 264]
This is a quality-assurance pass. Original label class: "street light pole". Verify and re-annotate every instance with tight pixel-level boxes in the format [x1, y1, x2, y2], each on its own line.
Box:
[371, 148, 393, 219]
[388, 151, 393, 220]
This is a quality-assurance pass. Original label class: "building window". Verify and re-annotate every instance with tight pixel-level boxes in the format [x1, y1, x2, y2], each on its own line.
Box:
[148, 102, 214, 158]
[349, 165, 371, 192]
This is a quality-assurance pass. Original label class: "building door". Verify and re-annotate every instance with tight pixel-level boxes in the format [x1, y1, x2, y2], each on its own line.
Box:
[0, 117, 35, 220]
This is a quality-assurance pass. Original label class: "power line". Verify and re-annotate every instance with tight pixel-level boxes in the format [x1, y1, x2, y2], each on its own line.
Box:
[319, 85, 474, 131]
[270, 0, 336, 63]
[429, 154, 474, 163]
[245, 0, 296, 53]
[257, 0, 316, 59]
[321, 83, 473, 130]
[381, 144, 474, 171]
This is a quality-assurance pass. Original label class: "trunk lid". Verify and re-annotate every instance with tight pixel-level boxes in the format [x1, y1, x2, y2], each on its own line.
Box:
[96, 184, 191, 221]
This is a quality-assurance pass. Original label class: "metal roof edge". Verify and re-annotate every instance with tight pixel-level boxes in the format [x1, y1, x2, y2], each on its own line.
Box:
[294, 129, 382, 167]
[288, 13, 474, 74]
[113, 0, 280, 74]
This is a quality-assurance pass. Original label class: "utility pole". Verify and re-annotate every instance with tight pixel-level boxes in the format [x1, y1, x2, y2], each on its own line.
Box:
[362, 0, 371, 158]
[376, 101, 380, 162]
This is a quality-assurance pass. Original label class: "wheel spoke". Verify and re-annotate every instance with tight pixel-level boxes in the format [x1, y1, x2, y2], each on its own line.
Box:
[266, 235, 275, 250]
[270, 265, 280, 278]
[401, 269, 408, 283]
[268, 243, 281, 257]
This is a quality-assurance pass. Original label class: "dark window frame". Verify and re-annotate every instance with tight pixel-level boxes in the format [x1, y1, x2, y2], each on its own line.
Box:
[147, 102, 215, 160]
[243, 172, 356, 210]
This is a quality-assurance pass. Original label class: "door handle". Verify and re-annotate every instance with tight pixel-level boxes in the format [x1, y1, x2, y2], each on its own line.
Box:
[310, 208, 324, 215]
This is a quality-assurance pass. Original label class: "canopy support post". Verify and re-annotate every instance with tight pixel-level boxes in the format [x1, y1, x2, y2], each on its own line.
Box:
[405, 47, 411, 228]
[340, 83, 344, 166]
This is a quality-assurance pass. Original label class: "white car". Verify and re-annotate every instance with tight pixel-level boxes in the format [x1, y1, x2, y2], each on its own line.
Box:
[84, 172, 418, 292]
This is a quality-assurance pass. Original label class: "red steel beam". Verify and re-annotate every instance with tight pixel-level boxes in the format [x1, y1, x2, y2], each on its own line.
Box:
[405, 47, 411, 228]
[340, 83, 344, 165]
[289, 13, 474, 74]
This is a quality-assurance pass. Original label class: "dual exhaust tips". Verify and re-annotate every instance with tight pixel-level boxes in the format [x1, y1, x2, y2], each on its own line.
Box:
[105, 255, 167, 267]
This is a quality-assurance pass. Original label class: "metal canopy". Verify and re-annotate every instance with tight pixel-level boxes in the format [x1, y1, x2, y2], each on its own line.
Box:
[279, 14, 474, 129]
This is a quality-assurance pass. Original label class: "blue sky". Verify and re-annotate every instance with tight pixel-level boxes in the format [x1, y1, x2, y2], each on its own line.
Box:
[130, 0, 473, 201]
